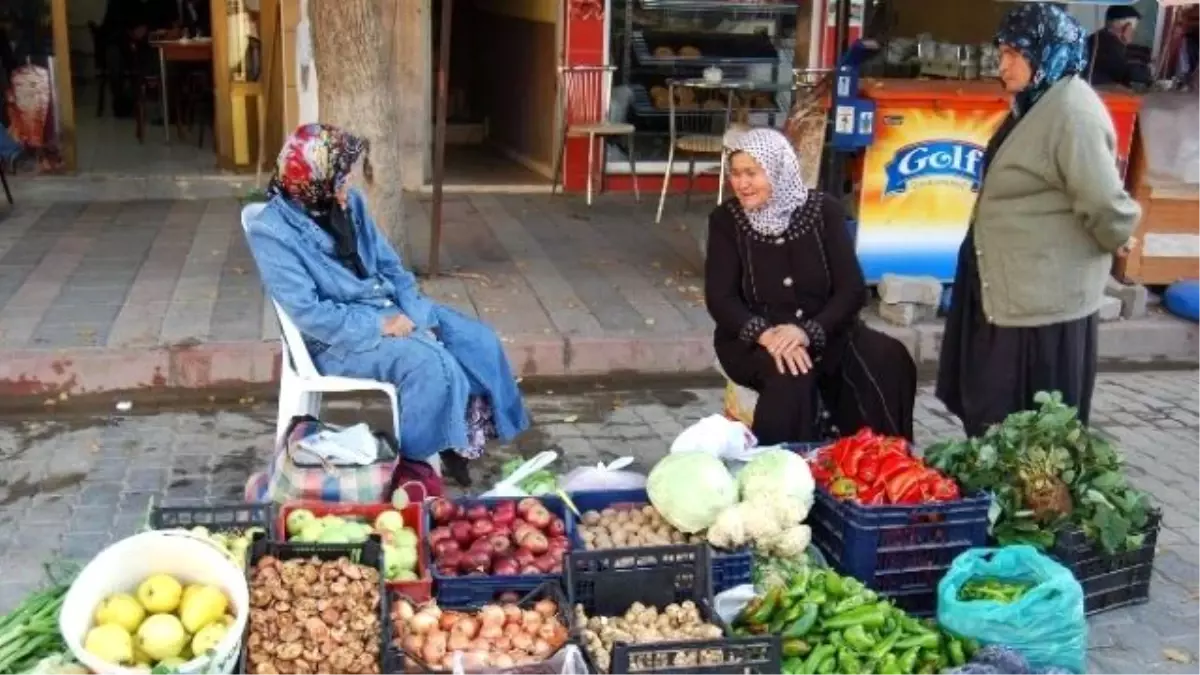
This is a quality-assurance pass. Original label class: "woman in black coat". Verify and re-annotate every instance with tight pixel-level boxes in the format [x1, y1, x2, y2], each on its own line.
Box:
[705, 128, 916, 445]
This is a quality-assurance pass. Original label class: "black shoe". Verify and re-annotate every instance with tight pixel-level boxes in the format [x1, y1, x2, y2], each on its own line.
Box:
[439, 450, 472, 488]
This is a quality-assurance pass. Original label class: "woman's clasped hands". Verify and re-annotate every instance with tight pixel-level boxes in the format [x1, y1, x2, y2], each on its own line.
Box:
[759, 324, 813, 376]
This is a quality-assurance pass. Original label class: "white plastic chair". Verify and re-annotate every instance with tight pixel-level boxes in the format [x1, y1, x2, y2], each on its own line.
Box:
[239, 203, 402, 451]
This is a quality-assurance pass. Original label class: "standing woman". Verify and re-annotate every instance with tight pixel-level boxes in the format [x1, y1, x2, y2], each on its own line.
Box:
[937, 4, 1140, 437]
[705, 128, 916, 445]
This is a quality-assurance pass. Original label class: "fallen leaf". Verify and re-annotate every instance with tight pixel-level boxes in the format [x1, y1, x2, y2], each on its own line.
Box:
[562, 415, 579, 423]
[1164, 648, 1193, 664]
[645, 318, 655, 325]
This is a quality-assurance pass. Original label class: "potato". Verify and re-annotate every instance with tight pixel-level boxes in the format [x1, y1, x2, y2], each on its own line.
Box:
[601, 507, 618, 520]
[670, 530, 685, 544]
[641, 505, 657, 518]
[594, 534, 613, 549]
[583, 510, 602, 526]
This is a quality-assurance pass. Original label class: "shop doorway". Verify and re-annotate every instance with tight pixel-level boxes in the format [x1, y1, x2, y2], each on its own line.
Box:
[65, 0, 217, 174]
[430, 0, 558, 191]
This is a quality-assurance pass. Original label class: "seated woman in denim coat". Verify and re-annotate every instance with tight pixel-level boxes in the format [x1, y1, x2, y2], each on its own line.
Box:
[246, 123, 530, 484]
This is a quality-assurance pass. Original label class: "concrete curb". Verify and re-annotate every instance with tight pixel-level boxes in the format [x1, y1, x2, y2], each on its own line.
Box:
[0, 316, 1194, 399]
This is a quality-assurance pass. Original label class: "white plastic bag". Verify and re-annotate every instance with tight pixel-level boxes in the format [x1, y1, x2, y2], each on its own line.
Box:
[482, 451, 558, 498]
[714, 584, 757, 625]
[559, 457, 646, 493]
[669, 414, 758, 461]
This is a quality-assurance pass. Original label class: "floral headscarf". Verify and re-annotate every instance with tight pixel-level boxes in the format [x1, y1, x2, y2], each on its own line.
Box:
[995, 3, 1088, 116]
[268, 123, 372, 277]
[727, 128, 810, 237]
[267, 123, 371, 216]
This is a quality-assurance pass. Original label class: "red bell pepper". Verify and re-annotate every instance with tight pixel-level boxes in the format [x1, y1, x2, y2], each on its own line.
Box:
[929, 477, 961, 502]
[884, 466, 926, 503]
[829, 477, 859, 500]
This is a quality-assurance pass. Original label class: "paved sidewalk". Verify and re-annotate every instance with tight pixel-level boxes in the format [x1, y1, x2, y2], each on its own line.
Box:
[0, 370, 1196, 673]
[0, 197, 1196, 398]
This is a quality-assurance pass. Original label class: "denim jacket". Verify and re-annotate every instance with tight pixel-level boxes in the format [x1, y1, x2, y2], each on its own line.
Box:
[246, 190, 437, 360]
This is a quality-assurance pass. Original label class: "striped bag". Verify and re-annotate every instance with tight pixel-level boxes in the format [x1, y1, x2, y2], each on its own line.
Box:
[256, 415, 400, 504]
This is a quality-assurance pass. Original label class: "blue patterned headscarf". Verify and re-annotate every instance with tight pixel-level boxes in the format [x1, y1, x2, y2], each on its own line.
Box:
[995, 3, 1088, 115]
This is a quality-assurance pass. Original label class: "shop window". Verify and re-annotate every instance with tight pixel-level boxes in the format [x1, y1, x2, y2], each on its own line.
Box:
[605, 0, 803, 173]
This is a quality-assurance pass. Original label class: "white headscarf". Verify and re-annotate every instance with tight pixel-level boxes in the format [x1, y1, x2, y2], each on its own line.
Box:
[727, 128, 810, 237]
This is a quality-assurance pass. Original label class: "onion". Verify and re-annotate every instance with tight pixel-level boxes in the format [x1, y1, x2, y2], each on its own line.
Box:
[510, 632, 534, 652]
[532, 638, 554, 658]
[447, 632, 471, 652]
[492, 635, 512, 651]
[502, 603, 523, 625]
[410, 611, 438, 635]
[450, 616, 480, 639]
[440, 611, 462, 632]
[538, 620, 564, 644]
[468, 638, 491, 651]
[395, 599, 415, 622]
[520, 610, 544, 632]
[502, 622, 523, 638]
[479, 623, 504, 640]
[478, 604, 506, 628]
[534, 598, 557, 617]
[494, 653, 516, 670]
[426, 630, 448, 652]
[402, 633, 425, 655]
[463, 650, 491, 672]
[422, 637, 447, 666]
[440, 654, 455, 671]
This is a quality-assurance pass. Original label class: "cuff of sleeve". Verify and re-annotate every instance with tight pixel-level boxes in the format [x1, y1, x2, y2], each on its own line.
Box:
[800, 319, 827, 352]
[739, 316, 771, 343]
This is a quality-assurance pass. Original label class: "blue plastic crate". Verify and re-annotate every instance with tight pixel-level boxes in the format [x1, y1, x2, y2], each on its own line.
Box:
[807, 486, 991, 616]
[425, 495, 574, 606]
[567, 488, 752, 594]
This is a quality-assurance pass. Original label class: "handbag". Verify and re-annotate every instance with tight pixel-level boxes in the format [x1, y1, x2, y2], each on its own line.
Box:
[261, 415, 400, 504]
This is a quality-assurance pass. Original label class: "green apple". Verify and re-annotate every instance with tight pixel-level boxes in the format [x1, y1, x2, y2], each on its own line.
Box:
[286, 509, 316, 536]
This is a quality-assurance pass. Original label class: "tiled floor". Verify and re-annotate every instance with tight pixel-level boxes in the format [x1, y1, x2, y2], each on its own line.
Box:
[72, 100, 217, 175]
[0, 194, 711, 350]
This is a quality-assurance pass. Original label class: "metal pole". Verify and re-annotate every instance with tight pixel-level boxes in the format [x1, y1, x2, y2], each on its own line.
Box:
[820, 0, 852, 194]
[429, 0, 453, 277]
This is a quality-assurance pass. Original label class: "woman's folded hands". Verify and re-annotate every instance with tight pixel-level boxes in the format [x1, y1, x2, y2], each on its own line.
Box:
[382, 313, 416, 337]
[758, 324, 812, 376]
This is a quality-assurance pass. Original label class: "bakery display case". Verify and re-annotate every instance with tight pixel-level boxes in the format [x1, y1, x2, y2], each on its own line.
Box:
[607, 0, 803, 171]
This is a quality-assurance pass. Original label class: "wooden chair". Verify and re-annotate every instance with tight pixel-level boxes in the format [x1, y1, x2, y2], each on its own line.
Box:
[0, 159, 12, 205]
[550, 65, 639, 206]
[87, 22, 108, 117]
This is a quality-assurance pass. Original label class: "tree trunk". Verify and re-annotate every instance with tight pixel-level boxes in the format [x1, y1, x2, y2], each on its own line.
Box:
[310, 0, 408, 257]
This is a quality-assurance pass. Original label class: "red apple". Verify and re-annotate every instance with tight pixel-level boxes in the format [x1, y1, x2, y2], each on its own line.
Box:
[430, 498, 460, 525]
[520, 565, 542, 575]
[525, 505, 552, 530]
[547, 540, 569, 561]
[468, 537, 493, 555]
[471, 519, 494, 539]
[519, 530, 549, 555]
[491, 523, 512, 539]
[533, 554, 557, 573]
[492, 501, 517, 524]
[461, 549, 492, 574]
[492, 557, 519, 576]
[429, 526, 453, 545]
[513, 547, 536, 567]
[450, 520, 474, 545]
[547, 517, 566, 537]
[513, 524, 538, 546]
[517, 498, 542, 517]
[487, 533, 512, 556]
[465, 504, 490, 521]
[437, 550, 463, 576]
[432, 539, 460, 558]
[550, 561, 563, 574]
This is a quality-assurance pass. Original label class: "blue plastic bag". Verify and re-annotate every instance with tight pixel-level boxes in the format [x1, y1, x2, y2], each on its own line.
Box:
[938, 546, 1086, 674]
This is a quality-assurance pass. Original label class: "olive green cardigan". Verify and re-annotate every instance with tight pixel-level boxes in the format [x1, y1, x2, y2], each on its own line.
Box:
[972, 75, 1141, 327]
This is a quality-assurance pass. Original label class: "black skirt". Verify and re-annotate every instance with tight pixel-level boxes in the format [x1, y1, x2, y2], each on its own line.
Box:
[935, 228, 1099, 438]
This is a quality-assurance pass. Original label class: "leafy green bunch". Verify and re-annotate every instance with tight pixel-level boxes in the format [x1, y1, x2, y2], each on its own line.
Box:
[925, 391, 1153, 554]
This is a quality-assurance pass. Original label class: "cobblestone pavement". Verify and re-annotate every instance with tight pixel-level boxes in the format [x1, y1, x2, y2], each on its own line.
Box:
[0, 371, 1196, 673]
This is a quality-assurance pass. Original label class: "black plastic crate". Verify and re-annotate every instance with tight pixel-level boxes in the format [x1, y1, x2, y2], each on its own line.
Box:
[1050, 509, 1161, 616]
[393, 581, 572, 673]
[808, 487, 991, 616]
[568, 488, 753, 594]
[150, 501, 277, 538]
[240, 534, 390, 674]
[567, 545, 779, 674]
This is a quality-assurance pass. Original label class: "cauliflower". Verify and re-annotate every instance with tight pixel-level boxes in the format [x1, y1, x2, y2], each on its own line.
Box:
[762, 524, 811, 559]
[741, 500, 785, 542]
[706, 505, 749, 549]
